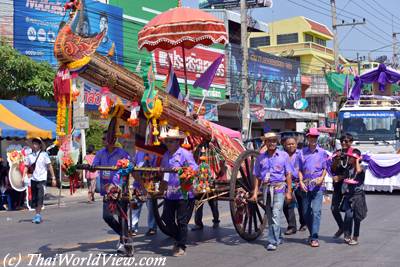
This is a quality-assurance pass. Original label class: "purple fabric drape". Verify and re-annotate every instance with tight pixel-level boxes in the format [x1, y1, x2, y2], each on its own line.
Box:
[327, 154, 400, 179]
[350, 64, 400, 100]
[361, 155, 400, 178]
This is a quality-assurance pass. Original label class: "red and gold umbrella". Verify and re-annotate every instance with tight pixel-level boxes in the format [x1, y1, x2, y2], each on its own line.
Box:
[138, 4, 228, 93]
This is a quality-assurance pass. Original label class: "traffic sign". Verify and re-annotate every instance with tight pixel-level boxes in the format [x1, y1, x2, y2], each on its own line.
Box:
[74, 116, 89, 129]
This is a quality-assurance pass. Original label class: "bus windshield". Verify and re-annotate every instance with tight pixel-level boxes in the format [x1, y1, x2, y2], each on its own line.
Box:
[339, 111, 398, 141]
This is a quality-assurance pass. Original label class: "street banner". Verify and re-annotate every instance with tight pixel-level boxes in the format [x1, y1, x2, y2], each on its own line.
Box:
[14, 0, 123, 66]
[229, 44, 301, 109]
[153, 46, 226, 99]
[199, 0, 273, 9]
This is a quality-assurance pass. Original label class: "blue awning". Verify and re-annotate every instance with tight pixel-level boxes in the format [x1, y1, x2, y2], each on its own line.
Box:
[0, 100, 56, 139]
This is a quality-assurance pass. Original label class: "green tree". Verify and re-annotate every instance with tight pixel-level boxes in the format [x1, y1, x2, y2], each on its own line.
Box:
[0, 43, 55, 100]
[86, 120, 106, 151]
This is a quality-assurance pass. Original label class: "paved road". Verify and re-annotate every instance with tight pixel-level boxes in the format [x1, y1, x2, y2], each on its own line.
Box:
[0, 193, 399, 267]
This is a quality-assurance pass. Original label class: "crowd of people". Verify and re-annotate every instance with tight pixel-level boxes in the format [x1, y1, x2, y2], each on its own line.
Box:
[4, 127, 367, 257]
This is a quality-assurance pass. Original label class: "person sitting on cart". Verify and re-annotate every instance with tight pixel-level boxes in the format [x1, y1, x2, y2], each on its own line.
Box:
[282, 136, 307, 235]
[131, 149, 158, 236]
[158, 128, 198, 257]
[92, 131, 133, 256]
[250, 132, 293, 251]
[298, 128, 328, 248]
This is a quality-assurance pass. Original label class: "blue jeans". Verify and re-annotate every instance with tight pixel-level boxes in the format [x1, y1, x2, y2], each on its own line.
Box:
[301, 190, 323, 241]
[265, 191, 285, 246]
[131, 199, 157, 232]
[0, 192, 13, 211]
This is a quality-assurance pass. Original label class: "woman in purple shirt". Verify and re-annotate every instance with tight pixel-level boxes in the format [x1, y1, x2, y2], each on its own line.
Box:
[159, 129, 198, 257]
[298, 128, 328, 248]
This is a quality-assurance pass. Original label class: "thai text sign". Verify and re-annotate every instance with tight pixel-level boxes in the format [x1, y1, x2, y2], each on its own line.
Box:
[153, 46, 226, 99]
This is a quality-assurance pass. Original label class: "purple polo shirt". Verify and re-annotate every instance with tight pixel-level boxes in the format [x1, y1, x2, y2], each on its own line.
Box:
[93, 147, 131, 196]
[299, 146, 328, 191]
[161, 147, 198, 200]
[253, 150, 291, 192]
[288, 149, 301, 181]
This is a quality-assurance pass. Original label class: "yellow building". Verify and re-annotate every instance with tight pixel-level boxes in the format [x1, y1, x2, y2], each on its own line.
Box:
[249, 16, 335, 74]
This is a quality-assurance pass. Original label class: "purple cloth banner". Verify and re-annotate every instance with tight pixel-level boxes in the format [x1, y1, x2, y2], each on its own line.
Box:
[362, 155, 400, 178]
[350, 64, 400, 101]
[328, 154, 400, 179]
[193, 54, 224, 90]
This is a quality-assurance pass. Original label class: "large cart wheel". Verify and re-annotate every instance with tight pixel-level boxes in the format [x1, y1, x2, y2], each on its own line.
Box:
[230, 150, 268, 241]
[151, 196, 174, 237]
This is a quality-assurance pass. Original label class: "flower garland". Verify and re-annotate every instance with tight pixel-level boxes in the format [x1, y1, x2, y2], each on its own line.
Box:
[62, 154, 79, 195]
[116, 159, 133, 177]
[127, 102, 140, 127]
[195, 152, 213, 193]
[99, 87, 113, 119]
[144, 97, 164, 146]
[178, 166, 197, 200]
[56, 96, 67, 137]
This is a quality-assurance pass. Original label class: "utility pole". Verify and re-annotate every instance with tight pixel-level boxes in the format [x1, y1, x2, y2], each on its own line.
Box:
[330, 0, 339, 66]
[330, 0, 365, 66]
[240, 0, 250, 139]
[393, 32, 399, 67]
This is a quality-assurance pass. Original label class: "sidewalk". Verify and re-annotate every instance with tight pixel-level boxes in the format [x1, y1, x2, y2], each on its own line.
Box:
[44, 186, 94, 206]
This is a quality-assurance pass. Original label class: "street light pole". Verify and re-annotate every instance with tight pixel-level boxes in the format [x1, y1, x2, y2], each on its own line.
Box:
[240, 0, 250, 140]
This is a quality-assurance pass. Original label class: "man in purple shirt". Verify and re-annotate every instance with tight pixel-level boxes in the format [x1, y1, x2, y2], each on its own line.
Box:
[282, 136, 307, 235]
[92, 131, 132, 255]
[250, 132, 292, 251]
[159, 129, 198, 257]
[298, 128, 328, 248]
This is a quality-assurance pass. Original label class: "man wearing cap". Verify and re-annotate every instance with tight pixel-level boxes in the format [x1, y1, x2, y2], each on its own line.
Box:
[24, 137, 56, 224]
[92, 131, 133, 255]
[159, 129, 198, 257]
[298, 128, 328, 248]
[250, 132, 292, 251]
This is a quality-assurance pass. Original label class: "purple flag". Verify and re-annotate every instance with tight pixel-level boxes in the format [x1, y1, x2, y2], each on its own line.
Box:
[193, 54, 224, 90]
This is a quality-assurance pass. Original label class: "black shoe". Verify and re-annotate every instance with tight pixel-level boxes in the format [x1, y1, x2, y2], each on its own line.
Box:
[284, 228, 297, 235]
[333, 229, 344, 239]
[191, 224, 203, 231]
[299, 225, 307, 232]
[146, 229, 157, 236]
[212, 222, 220, 229]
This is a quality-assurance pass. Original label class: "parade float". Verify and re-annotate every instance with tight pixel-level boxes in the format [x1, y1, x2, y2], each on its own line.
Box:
[53, 0, 269, 241]
[331, 63, 400, 192]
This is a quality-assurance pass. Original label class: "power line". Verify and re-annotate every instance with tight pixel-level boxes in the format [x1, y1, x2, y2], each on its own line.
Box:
[369, 0, 400, 25]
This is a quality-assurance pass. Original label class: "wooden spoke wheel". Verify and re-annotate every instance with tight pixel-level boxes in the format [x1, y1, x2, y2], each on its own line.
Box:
[151, 196, 174, 237]
[230, 150, 268, 241]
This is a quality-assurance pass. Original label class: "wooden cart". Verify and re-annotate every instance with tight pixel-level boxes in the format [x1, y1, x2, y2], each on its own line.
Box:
[54, 4, 268, 242]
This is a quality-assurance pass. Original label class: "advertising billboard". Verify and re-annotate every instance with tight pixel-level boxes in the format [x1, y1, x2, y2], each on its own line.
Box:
[153, 46, 226, 99]
[230, 44, 301, 109]
[14, 0, 123, 66]
[199, 0, 273, 9]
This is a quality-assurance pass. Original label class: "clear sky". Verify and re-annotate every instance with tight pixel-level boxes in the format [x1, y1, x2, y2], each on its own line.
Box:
[183, 0, 400, 62]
